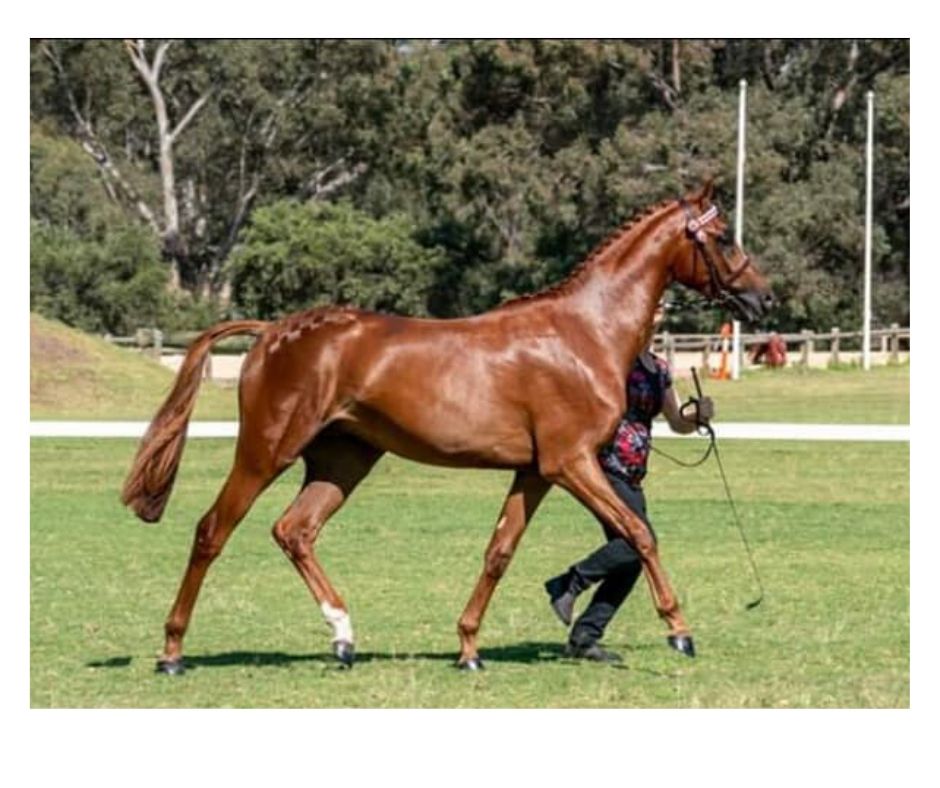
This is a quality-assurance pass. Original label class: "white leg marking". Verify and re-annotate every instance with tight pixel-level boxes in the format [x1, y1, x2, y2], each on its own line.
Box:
[320, 601, 354, 643]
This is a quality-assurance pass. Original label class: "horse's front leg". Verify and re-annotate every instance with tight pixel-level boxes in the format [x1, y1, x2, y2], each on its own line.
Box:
[543, 450, 695, 657]
[456, 470, 551, 669]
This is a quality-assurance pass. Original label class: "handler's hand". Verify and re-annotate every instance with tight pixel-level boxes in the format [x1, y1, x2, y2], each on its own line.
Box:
[692, 396, 715, 424]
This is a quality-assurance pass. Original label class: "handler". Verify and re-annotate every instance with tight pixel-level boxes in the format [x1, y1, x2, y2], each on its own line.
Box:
[545, 298, 714, 662]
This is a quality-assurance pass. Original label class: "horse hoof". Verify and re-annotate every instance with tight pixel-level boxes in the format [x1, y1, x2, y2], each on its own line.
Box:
[457, 657, 485, 671]
[667, 635, 696, 658]
[155, 658, 185, 675]
[333, 640, 355, 669]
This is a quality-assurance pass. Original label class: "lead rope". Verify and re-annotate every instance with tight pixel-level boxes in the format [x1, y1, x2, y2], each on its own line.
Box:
[650, 368, 765, 610]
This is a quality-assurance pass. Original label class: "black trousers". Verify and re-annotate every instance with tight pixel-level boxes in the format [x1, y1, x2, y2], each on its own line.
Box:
[568, 473, 657, 648]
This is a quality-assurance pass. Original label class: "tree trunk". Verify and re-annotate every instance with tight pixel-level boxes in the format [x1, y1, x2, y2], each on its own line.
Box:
[671, 39, 681, 95]
[125, 39, 211, 293]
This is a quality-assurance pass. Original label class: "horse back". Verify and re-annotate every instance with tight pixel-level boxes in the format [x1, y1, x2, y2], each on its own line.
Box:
[239, 305, 625, 469]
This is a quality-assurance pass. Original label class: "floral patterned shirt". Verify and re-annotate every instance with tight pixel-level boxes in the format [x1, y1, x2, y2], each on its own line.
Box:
[598, 352, 672, 488]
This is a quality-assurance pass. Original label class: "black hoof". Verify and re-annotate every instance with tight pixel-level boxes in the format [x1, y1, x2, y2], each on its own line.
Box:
[667, 635, 696, 658]
[155, 658, 185, 675]
[457, 657, 485, 671]
[333, 640, 355, 669]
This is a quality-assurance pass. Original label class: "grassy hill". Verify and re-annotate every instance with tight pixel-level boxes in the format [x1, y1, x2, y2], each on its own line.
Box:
[30, 313, 237, 420]
[30, 312, 909, 424]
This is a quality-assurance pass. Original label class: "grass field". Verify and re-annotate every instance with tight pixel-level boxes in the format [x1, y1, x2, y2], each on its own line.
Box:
[29, 314, 910, 707]
[31, 436, 909, 708]
[673, 362, 909, 424]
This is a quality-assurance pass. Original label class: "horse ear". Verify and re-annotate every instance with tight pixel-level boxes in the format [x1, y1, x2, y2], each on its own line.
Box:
[684, 177, 716, 205]
[698, 177, 716, 203]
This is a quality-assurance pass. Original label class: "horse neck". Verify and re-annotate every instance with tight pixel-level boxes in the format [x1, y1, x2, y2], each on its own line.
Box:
[564, 207, 680, 374]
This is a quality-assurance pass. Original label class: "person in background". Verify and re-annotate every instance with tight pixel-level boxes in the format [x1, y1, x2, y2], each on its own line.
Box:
[544, 298, 714, 662]
[750, 331, 787, 367]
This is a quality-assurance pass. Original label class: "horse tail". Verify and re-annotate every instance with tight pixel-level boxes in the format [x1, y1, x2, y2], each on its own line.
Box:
[121, 320, 268, 523]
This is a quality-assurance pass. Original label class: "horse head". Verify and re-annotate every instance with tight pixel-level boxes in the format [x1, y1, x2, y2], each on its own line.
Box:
[670, 180, 774, 323]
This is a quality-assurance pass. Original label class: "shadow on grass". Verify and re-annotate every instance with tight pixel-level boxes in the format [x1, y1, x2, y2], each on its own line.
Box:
[85, 640, 677, 678]
[86, 656, 133, 668]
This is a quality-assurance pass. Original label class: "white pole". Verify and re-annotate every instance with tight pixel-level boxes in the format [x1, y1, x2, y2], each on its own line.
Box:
[732, 79, 747, 380]
[863, 91, 874, 371]
[735, 79, 747, 248]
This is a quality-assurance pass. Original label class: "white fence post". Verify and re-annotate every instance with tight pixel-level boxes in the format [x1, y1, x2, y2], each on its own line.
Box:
[890, 323, 900, 363]
[800, 329, 814, 366]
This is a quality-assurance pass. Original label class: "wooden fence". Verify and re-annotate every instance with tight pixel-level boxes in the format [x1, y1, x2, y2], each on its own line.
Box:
[105, 324, 910, 380]
[653, 324, 910, 370]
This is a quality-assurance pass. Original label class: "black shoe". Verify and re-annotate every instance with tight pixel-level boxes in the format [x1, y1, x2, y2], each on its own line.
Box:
[544, 573, 578, 626]
[563, 642, 623, 663]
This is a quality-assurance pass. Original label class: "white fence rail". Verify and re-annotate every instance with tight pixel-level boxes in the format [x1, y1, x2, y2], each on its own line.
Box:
[29, 421, 910, 442]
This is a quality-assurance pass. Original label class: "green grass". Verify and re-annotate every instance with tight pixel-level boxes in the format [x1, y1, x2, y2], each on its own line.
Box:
[29, 312, 237, 421]
[669, 363, 909, 424]
[29, 313, 910, 706]
[31, 437, 909, 708]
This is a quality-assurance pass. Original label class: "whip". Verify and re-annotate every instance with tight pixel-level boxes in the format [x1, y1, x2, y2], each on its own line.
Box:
[652, 367, 765, 610]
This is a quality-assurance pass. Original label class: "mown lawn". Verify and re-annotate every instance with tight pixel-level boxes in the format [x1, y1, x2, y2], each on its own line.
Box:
[677, 362, 910, 424]
[31, 437, 909, 708]
[30, 314, 910, 707]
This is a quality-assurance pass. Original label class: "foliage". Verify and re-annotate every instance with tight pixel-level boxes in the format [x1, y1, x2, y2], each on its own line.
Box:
[30, 219, 167, 335]
[227, 200, 444, 318]
[30, 39, 909, 333]
[30, 126, 226, 333]
[29, 128, 166, 333]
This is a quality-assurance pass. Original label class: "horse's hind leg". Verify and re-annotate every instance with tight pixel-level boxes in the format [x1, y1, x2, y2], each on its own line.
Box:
[158, 453, 276, 674]
[271, 432, 384, 668]
[456, 470, 551, 670]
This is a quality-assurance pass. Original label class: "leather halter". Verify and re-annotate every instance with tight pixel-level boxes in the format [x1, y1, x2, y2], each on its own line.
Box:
[679, 199, 753, 302]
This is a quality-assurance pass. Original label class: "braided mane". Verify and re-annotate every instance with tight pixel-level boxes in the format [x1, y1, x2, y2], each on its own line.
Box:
[496, 198, 676, 309]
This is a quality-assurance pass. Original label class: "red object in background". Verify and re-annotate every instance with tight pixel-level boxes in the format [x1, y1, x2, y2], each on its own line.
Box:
[750, 333, 787, 367]
[711, 323, 733, 379]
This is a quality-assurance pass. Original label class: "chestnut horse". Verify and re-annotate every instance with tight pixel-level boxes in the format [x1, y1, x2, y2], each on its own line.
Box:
[123, 181, 773, 674]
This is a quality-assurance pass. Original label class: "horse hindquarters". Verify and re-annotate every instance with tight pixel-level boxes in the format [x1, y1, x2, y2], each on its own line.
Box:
[156, 322, 339, 672]
[122, 320, 267, 522]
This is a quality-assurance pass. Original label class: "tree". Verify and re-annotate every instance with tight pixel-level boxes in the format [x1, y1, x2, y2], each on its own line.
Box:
[29, 123, 167, 333]
[31, 39, 909, 334]
[227, 201, 445, 319]
[122, 39, 212, 289]
[31, 39, 399, 296]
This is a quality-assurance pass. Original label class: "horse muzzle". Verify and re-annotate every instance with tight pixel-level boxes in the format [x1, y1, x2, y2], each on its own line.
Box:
[727, 288, 775, 323]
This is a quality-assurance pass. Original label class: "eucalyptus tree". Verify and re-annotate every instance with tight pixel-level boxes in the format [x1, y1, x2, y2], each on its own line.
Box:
[31, 39, 399, 296]
[30, 38, 909, 332]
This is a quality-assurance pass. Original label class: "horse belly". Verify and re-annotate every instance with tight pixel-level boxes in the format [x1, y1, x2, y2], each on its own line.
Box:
[337, 401, 535, 469]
